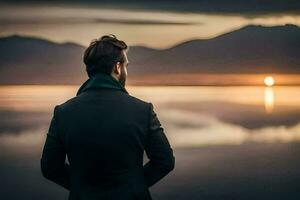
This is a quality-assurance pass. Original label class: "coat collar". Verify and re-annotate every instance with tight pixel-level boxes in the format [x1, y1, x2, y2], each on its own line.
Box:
[76, 73, 129, 96]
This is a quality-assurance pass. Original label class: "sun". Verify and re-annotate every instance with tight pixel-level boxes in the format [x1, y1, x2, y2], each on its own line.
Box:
[264, 76, 275, 86]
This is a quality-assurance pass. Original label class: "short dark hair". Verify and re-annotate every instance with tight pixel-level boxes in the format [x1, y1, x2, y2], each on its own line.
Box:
[83, 34, 128, 77]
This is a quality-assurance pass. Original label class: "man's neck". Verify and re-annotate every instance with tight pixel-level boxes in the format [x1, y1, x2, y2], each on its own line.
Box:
[110, 73, 119, 82]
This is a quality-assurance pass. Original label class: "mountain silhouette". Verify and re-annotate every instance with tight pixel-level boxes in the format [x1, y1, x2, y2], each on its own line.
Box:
[0, 24, 299, 85]
[130, 24, 300, 75]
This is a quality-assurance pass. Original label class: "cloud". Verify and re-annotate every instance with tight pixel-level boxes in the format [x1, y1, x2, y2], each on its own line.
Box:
[0, 18, 202, 26]
[2, 0, 300, 16]
[0, 5, 204, 27]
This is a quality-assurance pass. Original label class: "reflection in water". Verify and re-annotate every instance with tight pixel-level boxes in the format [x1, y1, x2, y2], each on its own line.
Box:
[264, 87, 274, 113]
[1, 85, 300, 111]
[1, 85, 300, 147]
[0, 85, 77, 111]
[1, 85, 300, 200]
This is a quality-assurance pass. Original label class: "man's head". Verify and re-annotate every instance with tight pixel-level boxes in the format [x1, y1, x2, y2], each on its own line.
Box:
[83, 34, 129, 87]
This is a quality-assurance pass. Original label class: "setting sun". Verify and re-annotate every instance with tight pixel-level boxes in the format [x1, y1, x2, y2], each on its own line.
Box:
[264, 76, 275, 86]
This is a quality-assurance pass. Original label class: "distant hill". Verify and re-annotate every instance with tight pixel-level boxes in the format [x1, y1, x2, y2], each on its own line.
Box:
[0, 24, 299, 85]
[130, 24, 300, 75]
[0, 35, 86, 84]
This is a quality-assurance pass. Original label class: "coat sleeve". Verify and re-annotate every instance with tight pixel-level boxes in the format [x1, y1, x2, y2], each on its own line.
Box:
[143, 103, 175, 187]
[40, 105, 70, 190]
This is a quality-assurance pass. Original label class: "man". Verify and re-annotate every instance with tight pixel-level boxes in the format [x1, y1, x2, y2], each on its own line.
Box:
[40, 34, 175, 200]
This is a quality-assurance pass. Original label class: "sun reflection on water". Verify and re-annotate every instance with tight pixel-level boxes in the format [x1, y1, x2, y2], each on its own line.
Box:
[264, 87, 274, 113]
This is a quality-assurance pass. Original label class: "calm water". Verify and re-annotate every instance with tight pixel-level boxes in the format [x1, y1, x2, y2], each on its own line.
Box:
[1, 85, 300, 199]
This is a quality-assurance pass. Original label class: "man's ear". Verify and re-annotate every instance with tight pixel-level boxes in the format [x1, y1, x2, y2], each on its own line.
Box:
[113, 62, 121, 75]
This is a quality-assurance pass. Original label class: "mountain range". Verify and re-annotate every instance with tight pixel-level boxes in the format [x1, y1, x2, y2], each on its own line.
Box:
[0, 24, 299, 85]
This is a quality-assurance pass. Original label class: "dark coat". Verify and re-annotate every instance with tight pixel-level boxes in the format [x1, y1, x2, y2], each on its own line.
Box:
[40, 87, 175, 200]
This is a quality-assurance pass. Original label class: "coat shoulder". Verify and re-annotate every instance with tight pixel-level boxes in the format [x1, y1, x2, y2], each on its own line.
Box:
[56, 90, 151, 112]
[56, 95, 78, 109]
[125, 94, 150, 107]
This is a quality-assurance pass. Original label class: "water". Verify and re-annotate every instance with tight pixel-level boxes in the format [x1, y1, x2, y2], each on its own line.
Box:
[1, 85, 300, 199]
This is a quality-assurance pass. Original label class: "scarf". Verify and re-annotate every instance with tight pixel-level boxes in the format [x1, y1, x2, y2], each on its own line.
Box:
[76, 73, 129, 96]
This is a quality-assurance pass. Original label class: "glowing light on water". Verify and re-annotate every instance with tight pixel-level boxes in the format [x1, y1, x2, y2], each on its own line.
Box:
[264, 87, 274, 113]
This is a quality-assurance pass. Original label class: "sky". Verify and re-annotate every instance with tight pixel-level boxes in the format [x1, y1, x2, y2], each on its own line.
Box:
[0, 0, 300, 49]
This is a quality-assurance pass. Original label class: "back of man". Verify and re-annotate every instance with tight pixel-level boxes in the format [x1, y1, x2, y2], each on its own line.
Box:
[40, 34, 175, 200]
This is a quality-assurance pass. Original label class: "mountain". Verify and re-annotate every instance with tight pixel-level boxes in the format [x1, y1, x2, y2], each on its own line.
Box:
[0, 24, 299, 85]
[0, 35, 86, 84]
[130, 24, 300, 75]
